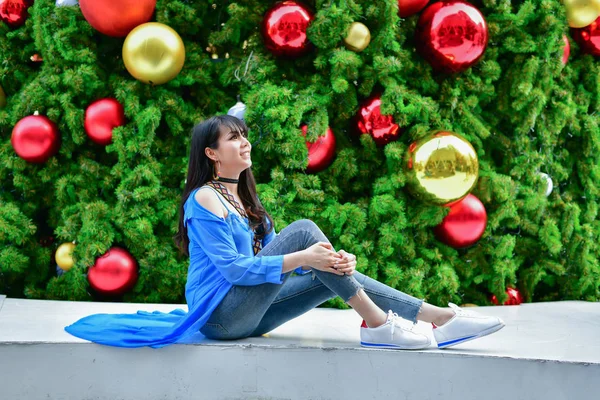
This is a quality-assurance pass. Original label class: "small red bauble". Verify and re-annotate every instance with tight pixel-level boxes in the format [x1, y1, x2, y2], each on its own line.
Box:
[0, 0, 33, 27]
[11, 115, 60, 163]
[433, 194, 487, 248]
[79, 0, 156, 37]
[398, 0, 430, 18]
[85, 98, 126, 146]
[87, 247, 138, 297]
[492, 287, 523, 306]
[356, 95, 400, 146]
[262, 1, 314, 58]
[415, 1, 489, 73]
[562, 34, 570, 65]
[571, 16, 600, 57]
[301, 125, 336, 174]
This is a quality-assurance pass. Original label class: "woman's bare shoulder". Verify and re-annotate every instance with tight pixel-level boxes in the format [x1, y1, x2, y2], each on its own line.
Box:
[194, 187, 225, 218]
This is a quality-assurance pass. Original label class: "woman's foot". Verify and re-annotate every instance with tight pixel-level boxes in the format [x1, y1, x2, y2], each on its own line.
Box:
[360, 310, 431, 350]
[432, 308, 456, 327]
[432, 303, 505, 349]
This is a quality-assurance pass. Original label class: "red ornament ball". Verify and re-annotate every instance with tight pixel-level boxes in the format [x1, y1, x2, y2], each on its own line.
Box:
[11, 115, 60, 163]
[262, 1, 314, 58]
[0, 0, 33, 27]
[87, 247, 138, 297]
[562, 34, 570, 65]
[571, 16, 600, 57]
[356, 95, 400, 146]
[399, 0, 430, 18]
[301, 125, 336, 174]
[85, 98, 126, 146]
[415, 0, 489, 73]
[433, 194, 487, 248]
[491, 287, 523, 306]
[79, 0, 156, 37]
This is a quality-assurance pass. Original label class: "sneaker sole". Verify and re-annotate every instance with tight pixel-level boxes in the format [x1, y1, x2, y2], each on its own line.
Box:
[436, 321, 505, 349]
[360, 341, 430, 350]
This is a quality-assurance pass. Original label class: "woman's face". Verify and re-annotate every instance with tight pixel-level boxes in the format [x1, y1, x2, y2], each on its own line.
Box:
[206, 125, 252, 172]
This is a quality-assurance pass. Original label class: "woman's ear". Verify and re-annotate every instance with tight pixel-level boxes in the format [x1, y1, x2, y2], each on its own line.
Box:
[205, 148, 216, 161]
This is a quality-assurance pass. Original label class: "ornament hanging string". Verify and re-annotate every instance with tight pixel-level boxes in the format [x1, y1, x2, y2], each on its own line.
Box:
[234, 50, 254, 82]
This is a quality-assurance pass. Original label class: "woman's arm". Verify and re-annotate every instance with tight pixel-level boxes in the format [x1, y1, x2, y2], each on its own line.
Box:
[282, 250, 309, 273]
[195, 191, 312, 278]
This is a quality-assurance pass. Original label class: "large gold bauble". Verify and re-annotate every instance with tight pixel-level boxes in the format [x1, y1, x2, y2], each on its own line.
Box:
[55, 242, 76, 271]
[564, 0, 600, 28]
[122, 22, 185, 85]
[344, 22, 371, 52]
[404, 131, 479, 205]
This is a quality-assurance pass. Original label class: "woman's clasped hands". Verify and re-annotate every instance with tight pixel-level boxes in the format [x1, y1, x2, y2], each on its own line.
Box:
[302, 242, 357, 276]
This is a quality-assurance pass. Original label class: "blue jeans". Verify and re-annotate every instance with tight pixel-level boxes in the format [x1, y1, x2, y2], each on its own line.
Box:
[199, 219, 424, 340]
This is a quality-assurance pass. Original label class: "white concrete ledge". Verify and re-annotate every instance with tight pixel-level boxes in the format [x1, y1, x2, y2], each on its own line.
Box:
[0, 295, 598, 400]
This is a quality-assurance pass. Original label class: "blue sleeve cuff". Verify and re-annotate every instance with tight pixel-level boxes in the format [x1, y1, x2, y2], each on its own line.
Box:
[294, 266, 312, 275]
[265, 255, 285, 284]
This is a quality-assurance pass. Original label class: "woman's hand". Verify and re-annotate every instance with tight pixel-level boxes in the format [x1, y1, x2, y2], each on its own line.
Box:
[334, 249, 357, 275]
[302, 242, 344, 275]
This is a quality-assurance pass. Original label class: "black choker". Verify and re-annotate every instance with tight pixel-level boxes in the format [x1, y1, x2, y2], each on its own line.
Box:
[215, 177, 239, 184]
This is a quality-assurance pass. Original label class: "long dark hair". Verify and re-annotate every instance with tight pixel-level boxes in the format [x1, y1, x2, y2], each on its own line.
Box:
[173, 115, 274, 257]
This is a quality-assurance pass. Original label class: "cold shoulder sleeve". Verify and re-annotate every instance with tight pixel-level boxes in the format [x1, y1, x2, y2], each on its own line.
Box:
[186, 215, 285, 286]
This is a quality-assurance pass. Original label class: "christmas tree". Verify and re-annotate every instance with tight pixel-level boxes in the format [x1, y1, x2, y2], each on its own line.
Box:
[1, 0, 599, 307]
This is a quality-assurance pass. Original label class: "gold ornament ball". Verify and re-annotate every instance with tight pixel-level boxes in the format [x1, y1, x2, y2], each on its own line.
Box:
[122, 22, 185, 85]
[564, 0, 600, 28]
[344, 22, 371, 52]
[55, 242, 76, 271]
[404, 131, 479, 205]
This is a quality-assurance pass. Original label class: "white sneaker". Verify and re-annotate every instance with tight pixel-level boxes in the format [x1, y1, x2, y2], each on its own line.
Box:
[433, 303, 505, 349]
[360, 310, 431, 350]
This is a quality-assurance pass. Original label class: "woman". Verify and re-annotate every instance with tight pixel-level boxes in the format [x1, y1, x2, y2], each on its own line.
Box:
[173, 115, 504, 349]
[65, 115, 504, 349]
